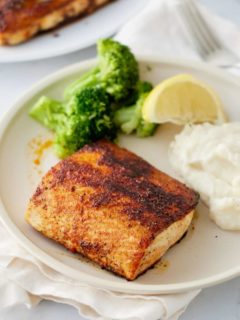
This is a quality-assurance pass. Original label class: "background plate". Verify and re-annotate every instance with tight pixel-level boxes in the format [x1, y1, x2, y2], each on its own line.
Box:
[0, 0, 146, 63]
[0, 58, 240, 294]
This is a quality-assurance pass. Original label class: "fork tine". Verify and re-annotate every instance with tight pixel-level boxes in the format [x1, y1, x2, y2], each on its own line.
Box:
[187, 0, 221, 50]
[182, 0, 218, 55]
[186, 0, 218, 52]
[179, 1, 209, 58]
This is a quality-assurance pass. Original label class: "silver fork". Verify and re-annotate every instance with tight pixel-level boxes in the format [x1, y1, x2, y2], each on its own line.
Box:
[177, 0, 239, 67]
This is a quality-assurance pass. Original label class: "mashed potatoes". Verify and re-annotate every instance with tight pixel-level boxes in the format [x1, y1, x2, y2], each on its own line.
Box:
[169, 123, 240, 230]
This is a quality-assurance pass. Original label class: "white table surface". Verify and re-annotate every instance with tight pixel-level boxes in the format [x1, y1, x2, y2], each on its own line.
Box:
[0, 0, 240, 319]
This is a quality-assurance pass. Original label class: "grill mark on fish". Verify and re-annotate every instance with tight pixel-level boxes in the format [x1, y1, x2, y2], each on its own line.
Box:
[99, 147, 152, 178]
[89, 192, 115, 208]
[79, 240, 103, 255]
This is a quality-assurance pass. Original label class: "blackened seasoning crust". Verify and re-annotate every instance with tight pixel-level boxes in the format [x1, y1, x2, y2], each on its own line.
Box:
[27, 140, 199, 280]
[32, 140, 198, 234]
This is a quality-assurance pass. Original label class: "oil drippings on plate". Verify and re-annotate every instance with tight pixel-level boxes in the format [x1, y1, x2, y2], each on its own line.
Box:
[186, 210, 199, 240]
[30, 137, 53, 166]
[28, 135, 53, 179]
[53, 250, 102, 268]
[28, 136, 52, 169]
[155, 259, 170, 272]
[191, 210, 199, 230]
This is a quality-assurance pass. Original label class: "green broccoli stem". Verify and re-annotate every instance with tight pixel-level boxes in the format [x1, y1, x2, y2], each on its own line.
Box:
[64, 67, 100, 100]
[29, 96, 64, 132]
[114, 105, 136, 134]
[117, 104, 141, 134]
[114, 92, 158, 137]
[137, 119, 157, 137]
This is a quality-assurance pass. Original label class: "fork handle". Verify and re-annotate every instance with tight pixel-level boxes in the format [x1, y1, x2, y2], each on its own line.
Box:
[220, 62, 240, 69]
[206, 49, 238, 66]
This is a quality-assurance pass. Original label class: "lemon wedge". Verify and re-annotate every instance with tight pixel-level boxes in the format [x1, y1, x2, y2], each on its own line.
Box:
[142, 74, 227, 125]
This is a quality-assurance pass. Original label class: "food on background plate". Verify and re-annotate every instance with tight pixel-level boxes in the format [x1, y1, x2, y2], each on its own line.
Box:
[169, 123, 240, 231]
[142, 74, 227, 125]
[0, 0, 115, 45]
[30, 38, 157, 158]
[25, 140, 199, 280]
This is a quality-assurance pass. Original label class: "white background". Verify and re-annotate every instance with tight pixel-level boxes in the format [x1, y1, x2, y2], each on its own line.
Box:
[0, 0, 240, 319]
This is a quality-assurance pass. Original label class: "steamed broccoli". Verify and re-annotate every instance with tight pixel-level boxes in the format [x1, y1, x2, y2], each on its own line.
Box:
[29, 96, 64, 131]
[64, 38, 139, 101]
[29, 39, 158, 158]
[114, 81, 157, 137]
[30, 87, 116, 158]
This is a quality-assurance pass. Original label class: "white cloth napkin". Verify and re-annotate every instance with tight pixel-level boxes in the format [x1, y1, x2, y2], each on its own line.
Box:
[0, 222, 200, 320]
[1, 0, 240, 319]
[115, 0, 240, 62]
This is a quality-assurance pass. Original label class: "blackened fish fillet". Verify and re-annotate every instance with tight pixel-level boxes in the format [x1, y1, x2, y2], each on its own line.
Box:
[25, 140, 199, 280]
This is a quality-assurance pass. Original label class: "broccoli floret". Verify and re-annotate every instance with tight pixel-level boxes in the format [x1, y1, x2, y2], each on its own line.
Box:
[114, 81, 157, 137]
[115, 80, 153, 108]
[136, 115, 158, 138]
[29, 96, 64, 131]
[64, 38, 139, 101]
[29, 87, 116, 158]
[137, 81, 153, 94]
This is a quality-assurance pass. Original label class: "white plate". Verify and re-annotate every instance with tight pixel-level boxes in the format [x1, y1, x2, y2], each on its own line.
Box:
[0, 58, 240, 294]
[0, 0, 145, 63]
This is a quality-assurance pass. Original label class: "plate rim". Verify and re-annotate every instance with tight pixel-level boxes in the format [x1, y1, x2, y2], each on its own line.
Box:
[0, 57, 240, 294]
